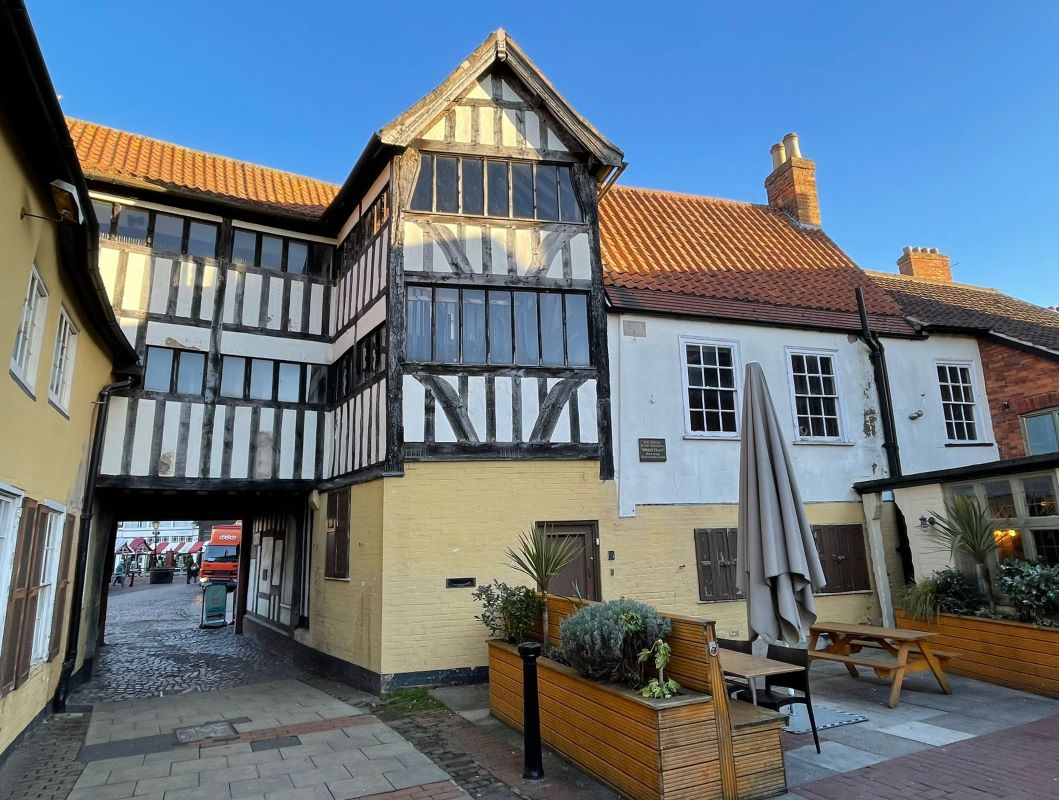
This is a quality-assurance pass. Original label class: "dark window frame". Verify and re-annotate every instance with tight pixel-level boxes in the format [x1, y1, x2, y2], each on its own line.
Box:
[410, 154, 583, 223]
[95, 201, 219, 259]
[334, 189, 390, 281]
[1021, 408, 1059, 455]
[218, 356, 321, 405]
[328, 324, 387, 404]
[404, 286, 590, 368]
[143, 346, 205, 397]
[230, 228, 331, 276]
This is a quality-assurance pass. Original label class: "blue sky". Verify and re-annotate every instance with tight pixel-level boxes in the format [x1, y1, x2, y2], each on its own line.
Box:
[29, 1, 1059, 305]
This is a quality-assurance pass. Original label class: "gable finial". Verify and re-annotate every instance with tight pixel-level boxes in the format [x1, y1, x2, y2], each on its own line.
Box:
[495, 28, 508, 61]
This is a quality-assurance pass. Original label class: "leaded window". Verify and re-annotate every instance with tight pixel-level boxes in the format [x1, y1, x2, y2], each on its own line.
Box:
[410, 155, 582, 222]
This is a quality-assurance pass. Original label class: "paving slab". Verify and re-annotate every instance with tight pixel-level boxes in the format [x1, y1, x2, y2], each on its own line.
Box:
[875, 720, 976, 745]
[786, 741, 888, 772]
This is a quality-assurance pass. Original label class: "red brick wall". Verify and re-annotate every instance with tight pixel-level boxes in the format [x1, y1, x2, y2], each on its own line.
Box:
[764, 157, 821, 226]
[979, 339, 1059, 458]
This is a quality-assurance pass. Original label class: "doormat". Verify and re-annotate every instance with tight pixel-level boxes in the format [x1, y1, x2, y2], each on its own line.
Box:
[782, 704, 867, 734]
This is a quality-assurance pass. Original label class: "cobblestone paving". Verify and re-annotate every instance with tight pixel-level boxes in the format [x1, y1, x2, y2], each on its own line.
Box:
[376, 705, 614, 800]
[0, 713, 89, 800]
[69, 580, 306, 704]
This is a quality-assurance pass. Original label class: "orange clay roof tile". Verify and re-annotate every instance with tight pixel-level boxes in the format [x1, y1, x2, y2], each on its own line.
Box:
[599, 185, 911, 333]
[66, 118, 339, 217]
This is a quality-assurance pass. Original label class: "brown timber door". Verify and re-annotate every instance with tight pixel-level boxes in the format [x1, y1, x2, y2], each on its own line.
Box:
[542, 523, 600, 602]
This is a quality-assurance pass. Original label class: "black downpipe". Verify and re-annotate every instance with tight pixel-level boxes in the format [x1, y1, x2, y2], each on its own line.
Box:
[856, 288, 902, 479]
[53, 378, 133, 712]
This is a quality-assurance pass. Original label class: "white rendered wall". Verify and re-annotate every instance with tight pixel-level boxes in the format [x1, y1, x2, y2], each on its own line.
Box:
[886, 334, 998, 474]
[610, 313, 997, 518]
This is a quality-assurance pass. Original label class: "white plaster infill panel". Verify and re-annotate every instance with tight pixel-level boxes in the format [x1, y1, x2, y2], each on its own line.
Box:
[145, 321, 210, 352]
[220, 331, 329, 364]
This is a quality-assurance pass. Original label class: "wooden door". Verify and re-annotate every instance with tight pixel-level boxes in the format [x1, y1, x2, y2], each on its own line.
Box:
[543, 523, 600, 602]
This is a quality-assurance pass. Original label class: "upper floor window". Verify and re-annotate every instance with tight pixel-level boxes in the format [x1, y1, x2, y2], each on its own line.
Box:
[406, 286, 589, 367]
[231, 229, 331, 275]
[330, 324, 386, 403]
[937, 362, 979, 442]
[335, 190, 390, 279]
[681, 339, 738, 437]
[788, 350, 842, 440]
[94, 200, 219, 259]
[11, 265, 49, 391]
[1022, 409, 1059, 455]
[411, 155, 582, 223]
[219, 356, 327, 404]
[48, 309, 78, 413]
[143, 346, 205, 396]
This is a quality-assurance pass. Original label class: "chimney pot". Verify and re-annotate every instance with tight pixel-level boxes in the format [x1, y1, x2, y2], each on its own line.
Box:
[765, 132, 820, 225]
[897, 246, 953, 283]
[782, 132, 801, 159]
[770, 142, 787, 170]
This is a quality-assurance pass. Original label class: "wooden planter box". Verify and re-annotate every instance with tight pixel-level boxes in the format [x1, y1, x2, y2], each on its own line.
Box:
[489, 641, 785, 800]
[895, 610, 1059, 697]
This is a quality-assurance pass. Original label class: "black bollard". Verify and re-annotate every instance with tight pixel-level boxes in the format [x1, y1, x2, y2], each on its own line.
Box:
[518, 641, 545, 780]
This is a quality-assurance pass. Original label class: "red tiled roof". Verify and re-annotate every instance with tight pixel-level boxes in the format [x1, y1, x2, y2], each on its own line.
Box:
[599, 185, 912, 334]
[868, 271, 1059, 351]
[67, 119, 339, 217]
[66, 119, 913, 333]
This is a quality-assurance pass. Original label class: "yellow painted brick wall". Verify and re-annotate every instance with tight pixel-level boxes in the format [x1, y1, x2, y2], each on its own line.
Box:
[299, 481, 384, 673]
[0, 111, 116, 756]
[373, 462, 880, 676]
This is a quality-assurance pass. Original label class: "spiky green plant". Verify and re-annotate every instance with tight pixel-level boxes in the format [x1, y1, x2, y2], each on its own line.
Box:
[507, 524, 582, 647]
[900, 578, 939, 622]
[926, 496, 1001, 612]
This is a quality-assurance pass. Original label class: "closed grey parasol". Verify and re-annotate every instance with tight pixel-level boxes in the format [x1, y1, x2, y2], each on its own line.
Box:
[736, 361, 827, 645]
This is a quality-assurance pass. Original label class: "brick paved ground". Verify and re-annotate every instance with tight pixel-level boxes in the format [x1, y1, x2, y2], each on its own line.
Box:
[69, 580, 306, 704]
[0, 713, 90, 800]
[794, 712, 1059, 799]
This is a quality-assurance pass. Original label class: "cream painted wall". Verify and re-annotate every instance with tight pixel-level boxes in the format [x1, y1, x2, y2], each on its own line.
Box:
[305, 462, 883, 678]
[0, 117, 116, 755]
[298, 480, 385, 674]
[893, 484, 953, 579]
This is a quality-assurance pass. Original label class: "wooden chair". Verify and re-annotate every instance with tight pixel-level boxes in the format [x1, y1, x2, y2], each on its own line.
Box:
[736, 644, 821, 753]
[717, 637, 754, 697]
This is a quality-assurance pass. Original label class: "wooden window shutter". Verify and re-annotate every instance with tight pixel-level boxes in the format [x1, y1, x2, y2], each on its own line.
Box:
[15, 507, 51, 687]
[48, 514, 76, 661]
[0, 498, 37, 696]
[694, 528, 739, 601]
[812, 525, 871, 593]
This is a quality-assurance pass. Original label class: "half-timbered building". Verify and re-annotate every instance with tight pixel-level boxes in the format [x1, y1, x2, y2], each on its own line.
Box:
[67, 31, 626, 690]
[56, 29, 1018, 692]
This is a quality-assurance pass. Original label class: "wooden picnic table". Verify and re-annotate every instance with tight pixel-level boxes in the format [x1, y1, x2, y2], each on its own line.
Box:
[719, 647, 805, 706]
[809, 621, 956, 708]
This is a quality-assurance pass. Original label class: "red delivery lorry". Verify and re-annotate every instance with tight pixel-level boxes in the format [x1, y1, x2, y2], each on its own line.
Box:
[199, 523, 241, 585]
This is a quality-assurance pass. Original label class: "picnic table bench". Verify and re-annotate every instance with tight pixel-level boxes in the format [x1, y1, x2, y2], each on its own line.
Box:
[809, 621, 959, 708]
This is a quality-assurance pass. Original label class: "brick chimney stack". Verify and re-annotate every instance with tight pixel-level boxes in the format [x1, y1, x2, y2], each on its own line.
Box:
[764, 132, 821, 227]
[897, 247, 952, 283]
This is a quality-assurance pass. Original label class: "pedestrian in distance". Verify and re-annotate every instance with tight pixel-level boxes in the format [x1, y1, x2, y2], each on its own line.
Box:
[112, 559, 125, 587]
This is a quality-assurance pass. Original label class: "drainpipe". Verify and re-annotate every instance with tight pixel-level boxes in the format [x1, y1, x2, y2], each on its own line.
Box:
[53, 377, 133, 712]
[855, 289, 901, 478]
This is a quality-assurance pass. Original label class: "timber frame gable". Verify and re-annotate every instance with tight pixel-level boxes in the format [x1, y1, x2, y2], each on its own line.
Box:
[384, 35, 618, 477]
[75, 28, 621, 492]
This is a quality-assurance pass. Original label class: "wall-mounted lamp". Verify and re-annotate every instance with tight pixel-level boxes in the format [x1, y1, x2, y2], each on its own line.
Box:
[918, 515, 936, 529]
[19, 179, 83, 225]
